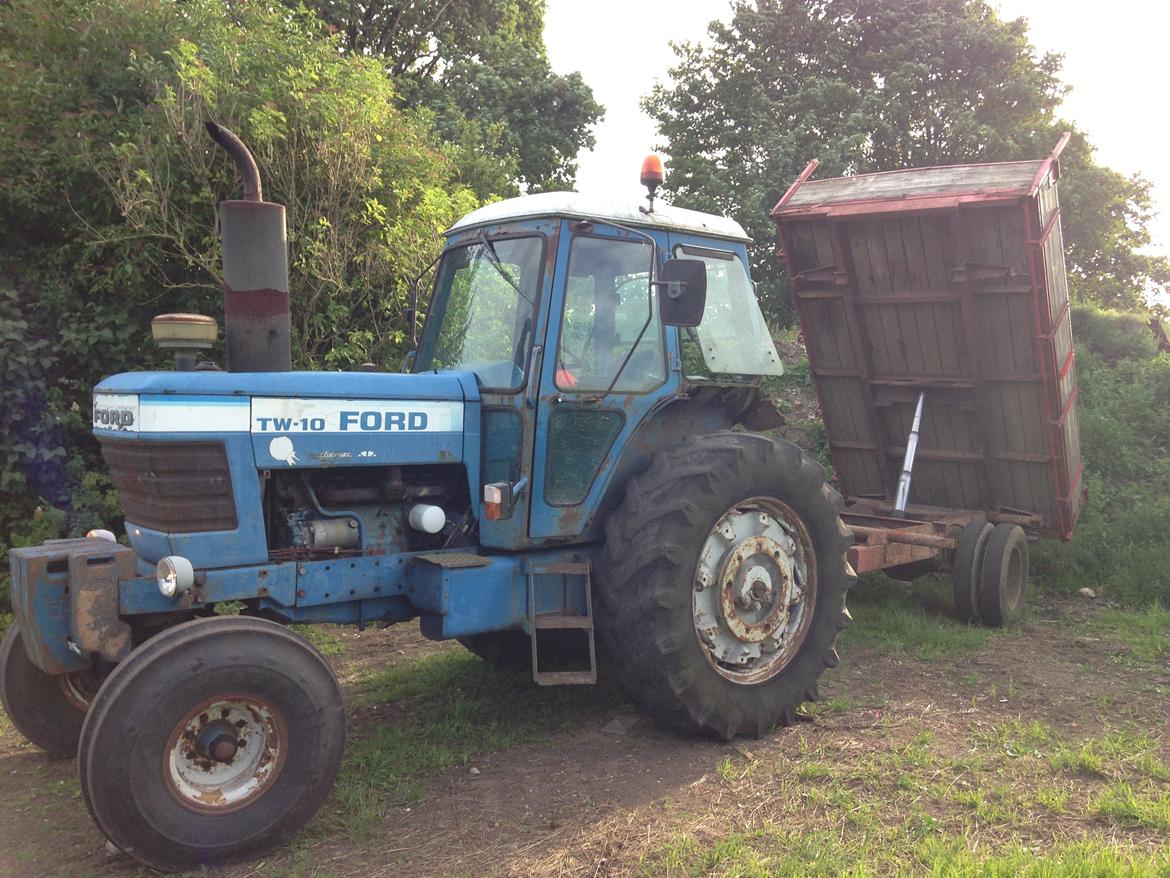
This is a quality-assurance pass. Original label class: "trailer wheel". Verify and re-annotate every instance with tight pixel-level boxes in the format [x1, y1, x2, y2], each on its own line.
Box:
[77, 617, 344, 872]
[596, 432, 854, 740]
[978, 524, 1029, 627]
[0, 625, 101, 758]
[951, 519, 994, 623]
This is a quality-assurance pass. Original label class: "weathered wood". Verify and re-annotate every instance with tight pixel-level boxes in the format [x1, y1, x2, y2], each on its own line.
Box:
[774, 149, 1084, 539]
[782, 161, 1044, 208]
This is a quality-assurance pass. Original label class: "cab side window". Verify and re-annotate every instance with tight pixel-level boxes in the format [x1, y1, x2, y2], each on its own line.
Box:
[556, 236, 665, 393]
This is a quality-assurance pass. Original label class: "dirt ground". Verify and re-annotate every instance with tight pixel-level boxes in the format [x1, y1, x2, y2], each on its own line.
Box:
[1, 593, 1167, 878]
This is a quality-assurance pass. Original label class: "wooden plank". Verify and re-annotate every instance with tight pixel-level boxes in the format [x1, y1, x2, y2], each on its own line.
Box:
[949, 208, 1000, 511]
[830, 220, 897, 498]
[783, 161, 1044, 208]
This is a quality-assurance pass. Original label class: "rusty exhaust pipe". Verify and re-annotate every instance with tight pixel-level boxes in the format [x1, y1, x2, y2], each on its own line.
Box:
[206, 121, 291, 372]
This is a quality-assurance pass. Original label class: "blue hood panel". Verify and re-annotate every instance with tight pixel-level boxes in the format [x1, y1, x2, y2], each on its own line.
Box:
[94, 369, 482, 470]
[97, 369, 479, 402]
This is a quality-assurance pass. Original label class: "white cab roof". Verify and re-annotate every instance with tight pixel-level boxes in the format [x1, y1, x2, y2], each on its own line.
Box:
[447, 192, 751, 243]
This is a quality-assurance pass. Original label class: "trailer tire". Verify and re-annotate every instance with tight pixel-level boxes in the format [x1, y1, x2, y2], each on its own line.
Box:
[951, 519, 993, 623]
[978, 524, 1029, 627]
[595, 432, 854, 740]
[78, 617, 344, 872]
[0, 625, 95, 758]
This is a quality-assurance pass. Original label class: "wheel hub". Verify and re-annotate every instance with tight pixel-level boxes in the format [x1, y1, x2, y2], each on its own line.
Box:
[164, 696, 286, 813]
[694, 499, 817, 684]
[717, 536, 792, 643]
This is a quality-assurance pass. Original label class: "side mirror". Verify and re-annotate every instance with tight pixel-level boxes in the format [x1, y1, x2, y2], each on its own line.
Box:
[656, 258, 707, 327]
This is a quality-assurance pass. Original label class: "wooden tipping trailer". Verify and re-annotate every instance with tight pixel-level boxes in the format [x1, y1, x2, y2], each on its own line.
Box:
[771, 136, 1086, 626]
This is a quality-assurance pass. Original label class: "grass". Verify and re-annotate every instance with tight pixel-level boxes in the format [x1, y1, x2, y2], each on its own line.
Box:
[291, 624, 347, 655]
[325, 649, 623, 838]
[1078, 604, 1170, 664]
[635, 718, 1170, 877]
[841, 575, 996, 660]
[1094, 782, 1170, 832]
[639, 829, 1170, 877]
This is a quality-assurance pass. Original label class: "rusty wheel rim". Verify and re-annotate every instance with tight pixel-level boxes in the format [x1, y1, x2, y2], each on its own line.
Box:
[59, 670, 101, 712]
[693, 497, 818, 685]
[162, 694, 287, 814]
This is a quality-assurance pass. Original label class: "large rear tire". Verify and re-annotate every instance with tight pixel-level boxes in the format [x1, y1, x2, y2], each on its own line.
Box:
[596, 432, 854, 740]
[78, 617, 345, 872]
[0, 625, 97, 758]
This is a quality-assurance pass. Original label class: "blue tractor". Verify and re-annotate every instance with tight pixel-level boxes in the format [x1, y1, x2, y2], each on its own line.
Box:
[2, 131, 852, 870]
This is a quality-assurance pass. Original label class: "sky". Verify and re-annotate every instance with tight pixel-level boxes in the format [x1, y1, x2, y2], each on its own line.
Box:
[543, 0, 1170, 258]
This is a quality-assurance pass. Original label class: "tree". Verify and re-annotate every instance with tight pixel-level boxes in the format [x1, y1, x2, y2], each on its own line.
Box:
[298, 1, 604, 194]
[644, 0, 1168, 324]
[0, 0, 480, 594]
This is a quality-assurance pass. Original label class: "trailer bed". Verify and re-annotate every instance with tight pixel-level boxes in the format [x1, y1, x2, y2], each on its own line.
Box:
[772, 138, 1084, 540]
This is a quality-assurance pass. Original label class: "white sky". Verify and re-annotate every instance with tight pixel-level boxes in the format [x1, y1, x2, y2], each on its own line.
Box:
[544, 0, 1170, 257]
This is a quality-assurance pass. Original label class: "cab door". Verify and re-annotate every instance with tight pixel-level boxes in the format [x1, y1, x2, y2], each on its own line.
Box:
[528, 220, 680, 539]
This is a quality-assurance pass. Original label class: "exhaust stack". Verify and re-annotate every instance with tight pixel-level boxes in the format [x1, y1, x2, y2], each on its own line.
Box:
[206, 122, 291, 372]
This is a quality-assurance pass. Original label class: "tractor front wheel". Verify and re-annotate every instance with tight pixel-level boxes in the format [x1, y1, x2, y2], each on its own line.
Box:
[0, 625, 101, 758]
[596, 432, 854, 740]
[78, 616, 345, 872]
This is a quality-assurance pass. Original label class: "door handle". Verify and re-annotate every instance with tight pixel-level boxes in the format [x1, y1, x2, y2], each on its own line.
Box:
[524, 345, 544, 410]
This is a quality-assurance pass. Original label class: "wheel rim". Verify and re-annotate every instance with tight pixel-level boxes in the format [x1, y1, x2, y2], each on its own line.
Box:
[693, 497, 818, 684]
[1004, 544, 1025, 610]
[59, 668, 103, 712]
[163, 695, 287, 814]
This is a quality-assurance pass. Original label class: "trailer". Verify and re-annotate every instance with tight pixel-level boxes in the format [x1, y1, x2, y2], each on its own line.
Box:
[771, 135, 1085, 625]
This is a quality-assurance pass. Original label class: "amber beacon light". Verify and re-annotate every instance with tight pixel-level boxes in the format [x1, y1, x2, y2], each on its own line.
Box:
[640, 154, 665, 213]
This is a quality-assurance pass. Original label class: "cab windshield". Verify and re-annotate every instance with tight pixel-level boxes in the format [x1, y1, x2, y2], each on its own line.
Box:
[414, 235, 543, 390]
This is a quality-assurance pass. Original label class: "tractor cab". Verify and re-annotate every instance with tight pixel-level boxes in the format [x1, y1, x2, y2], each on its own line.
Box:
[413, 189, 784, 548]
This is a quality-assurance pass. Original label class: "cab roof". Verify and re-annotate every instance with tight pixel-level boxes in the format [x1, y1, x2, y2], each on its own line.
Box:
[446, 192, 751, 243]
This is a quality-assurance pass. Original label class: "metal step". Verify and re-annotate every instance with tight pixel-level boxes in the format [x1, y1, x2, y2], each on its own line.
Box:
[532, 612, 594, 629]
[533, 670, 596, 686]
[527, 559, 597, 686]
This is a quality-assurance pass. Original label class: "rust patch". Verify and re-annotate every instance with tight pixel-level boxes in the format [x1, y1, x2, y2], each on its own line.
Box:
[68, 543, 134, 664]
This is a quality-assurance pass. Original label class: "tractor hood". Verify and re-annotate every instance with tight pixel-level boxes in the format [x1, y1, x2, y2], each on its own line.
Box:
[93, 369, 482, 470]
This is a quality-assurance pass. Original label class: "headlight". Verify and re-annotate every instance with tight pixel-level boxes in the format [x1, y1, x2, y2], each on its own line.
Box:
[157, 556, 195, 597]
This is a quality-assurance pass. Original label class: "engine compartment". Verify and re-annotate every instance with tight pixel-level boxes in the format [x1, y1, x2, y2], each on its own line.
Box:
[263, 464, 473, 561]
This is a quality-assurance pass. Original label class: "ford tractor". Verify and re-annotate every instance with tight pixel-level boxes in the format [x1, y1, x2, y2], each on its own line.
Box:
[3, 129, 853, 870]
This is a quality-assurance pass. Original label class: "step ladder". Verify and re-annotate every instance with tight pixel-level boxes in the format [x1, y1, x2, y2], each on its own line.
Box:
[524, 560, 597, 686]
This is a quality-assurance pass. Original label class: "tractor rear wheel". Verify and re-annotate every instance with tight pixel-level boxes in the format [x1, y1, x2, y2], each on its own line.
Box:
[596, 432, 854, 740]
[0, 625, 101, 758]
[78, 617, 344, 872]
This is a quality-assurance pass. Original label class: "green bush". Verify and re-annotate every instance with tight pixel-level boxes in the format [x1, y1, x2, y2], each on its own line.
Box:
[1070, 303, 1158, 362]
[1032, 345, 1170, 604]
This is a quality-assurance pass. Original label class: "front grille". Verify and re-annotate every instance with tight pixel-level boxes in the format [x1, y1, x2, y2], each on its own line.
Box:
[100, 439, 238, 533]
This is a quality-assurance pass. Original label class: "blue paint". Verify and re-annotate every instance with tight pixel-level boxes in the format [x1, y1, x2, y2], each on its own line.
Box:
[9, 550, 83, 674]
[139, 394, 249, 406]
[120, 434, 268, 568]
[527, 220, 681, 539]
[97, 369, 481, 401]
[16, 205, 775, 678]
[119, 563, 298, 615]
